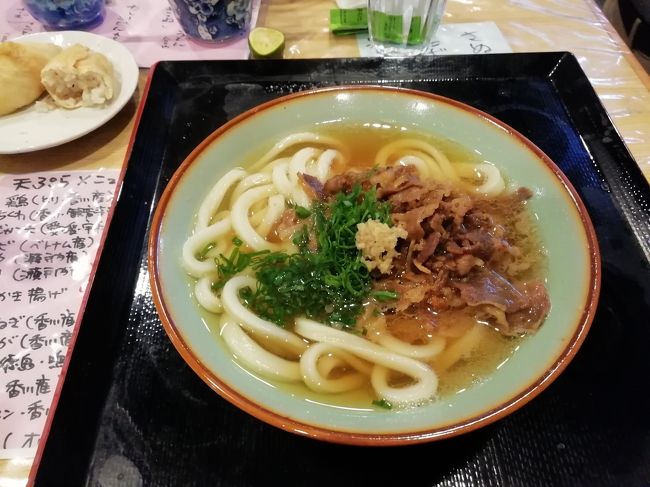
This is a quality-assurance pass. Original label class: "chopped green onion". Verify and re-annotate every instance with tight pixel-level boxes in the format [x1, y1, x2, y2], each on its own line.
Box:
[372, 290, 398, 302]
[210, 238, 270, 291]
[209, 182, 399, 328]
[294, 205, 311, 219]
[292, 225, 310, 249]
[198, 242, 216, 261]
[372, 399, 393, 410]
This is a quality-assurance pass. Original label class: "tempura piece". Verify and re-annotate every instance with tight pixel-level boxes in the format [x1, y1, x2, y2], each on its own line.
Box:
[0, 41, 61, 116]
[41, 44, 115, 109]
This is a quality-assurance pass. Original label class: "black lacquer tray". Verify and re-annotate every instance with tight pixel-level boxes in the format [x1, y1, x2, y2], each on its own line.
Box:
[32, 54, 650, 486]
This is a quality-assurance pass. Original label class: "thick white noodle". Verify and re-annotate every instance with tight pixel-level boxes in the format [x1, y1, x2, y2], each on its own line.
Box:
[422, 142, 457, 181]
[316, 352, 373, 377]
[300, 343, 369, 393]
[397, 155, 432, 179]
[295, 318, 438, 405]
[370, 365, 437, 405]
[256, 194, 285, 237]
[271, 149, 324, 207]
[405, 150, 447, 180]
[375, 139, 458, 182]
[195, 274, 223, 313]
[455, 163, 505, 196]
[377, 333, 447, 360]
[248, 201, 269, 227]
[220, 320, 302, 382]
[182, 217, 231, 277]
[475, 164, 505, 196]
[230, 173, 272, 204]
[222, 276, 308, 355]
[231, 185, 283, 251]
[200, 234, 229, 261]
[290, 185, 311, 209]
[288, 147, 319, 207]
[197, 169, 246, 230]
[249, 132, 346, 172]
[435, 324, 487, 372]
[260, 156, 291, 174]
[288, 147, 319, 184]
[315, 149, 340, 182]
[317, 355, 341, 376]
[272, 161, 293, 198]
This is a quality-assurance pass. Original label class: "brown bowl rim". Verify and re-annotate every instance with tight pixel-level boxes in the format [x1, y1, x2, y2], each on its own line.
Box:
[148, 85, 601, 446]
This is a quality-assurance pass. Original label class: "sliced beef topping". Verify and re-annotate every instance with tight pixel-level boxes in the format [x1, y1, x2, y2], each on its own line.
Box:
[453, 269, 528, 312]
[322, 165, 546, 337]
[392, 203, 440, 241]
[369, 165, 422, 197]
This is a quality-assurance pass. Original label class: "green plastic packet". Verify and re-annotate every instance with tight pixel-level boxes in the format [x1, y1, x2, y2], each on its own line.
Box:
[330, 8, 425, 44]
[368, 10, 425, 44]
[329, 8, 368, 35]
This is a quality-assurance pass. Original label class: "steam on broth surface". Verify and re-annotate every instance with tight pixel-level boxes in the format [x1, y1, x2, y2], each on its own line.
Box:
[182, 124, 549, 410]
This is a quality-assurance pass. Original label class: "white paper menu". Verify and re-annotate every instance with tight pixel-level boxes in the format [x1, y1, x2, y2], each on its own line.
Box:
[0, 169, 119, 459]
[358, 21, 513, 56]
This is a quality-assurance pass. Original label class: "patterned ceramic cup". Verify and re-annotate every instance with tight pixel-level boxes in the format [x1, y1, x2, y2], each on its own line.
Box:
[23, 0, 106, 30]
[167, 0, 253, 42]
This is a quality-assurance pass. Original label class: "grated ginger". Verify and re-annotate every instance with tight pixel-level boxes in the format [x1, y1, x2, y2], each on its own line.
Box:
[355, 220, 407, 274]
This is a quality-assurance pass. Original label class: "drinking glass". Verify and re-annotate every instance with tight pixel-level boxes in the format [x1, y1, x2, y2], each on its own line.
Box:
[24, 0, 106, 30]
[367, 0, 447, 56]
[167, 0, 253, 43]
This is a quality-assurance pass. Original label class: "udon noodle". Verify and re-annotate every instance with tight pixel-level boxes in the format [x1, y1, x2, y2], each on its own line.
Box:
[182, 127, 548, 409]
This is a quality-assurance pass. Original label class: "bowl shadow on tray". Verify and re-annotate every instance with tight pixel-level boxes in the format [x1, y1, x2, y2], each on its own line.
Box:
[82, 296, 494, 487]
[484, 99, 650, 477]
[566, 267, 650, 474]
[493, 104, 650, 476]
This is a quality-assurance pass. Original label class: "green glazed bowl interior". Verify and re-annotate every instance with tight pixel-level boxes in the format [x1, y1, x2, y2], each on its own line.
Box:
[149, 86, 600, 445]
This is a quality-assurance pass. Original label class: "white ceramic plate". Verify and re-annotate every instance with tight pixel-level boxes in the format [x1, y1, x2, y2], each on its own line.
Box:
[0, 31, 139, 154]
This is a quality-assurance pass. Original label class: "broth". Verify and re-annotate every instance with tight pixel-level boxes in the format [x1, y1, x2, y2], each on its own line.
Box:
[323, 123, 479, 172]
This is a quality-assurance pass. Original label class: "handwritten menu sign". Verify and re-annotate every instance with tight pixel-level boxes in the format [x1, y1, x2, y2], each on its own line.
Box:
[0, 169, 119, 458]
[358, 21, 512, 56]
[1, 0, 261, 68]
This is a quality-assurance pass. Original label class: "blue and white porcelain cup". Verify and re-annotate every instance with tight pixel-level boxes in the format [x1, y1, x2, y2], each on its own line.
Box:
[167, 0, 253, 43]
[24, 0, 106, 30]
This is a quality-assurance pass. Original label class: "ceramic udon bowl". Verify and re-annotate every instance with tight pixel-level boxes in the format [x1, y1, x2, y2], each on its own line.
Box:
[148, 86, 600, 445]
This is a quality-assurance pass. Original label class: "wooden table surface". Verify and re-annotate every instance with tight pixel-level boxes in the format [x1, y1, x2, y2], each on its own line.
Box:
[1, 0, 649, 484]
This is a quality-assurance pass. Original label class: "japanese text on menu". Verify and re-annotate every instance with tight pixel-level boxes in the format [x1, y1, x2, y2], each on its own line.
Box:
[0, 169, 118, 457]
